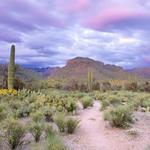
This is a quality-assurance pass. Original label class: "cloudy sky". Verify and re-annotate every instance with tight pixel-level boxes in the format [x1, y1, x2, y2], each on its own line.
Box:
[0, 0, 150, 68]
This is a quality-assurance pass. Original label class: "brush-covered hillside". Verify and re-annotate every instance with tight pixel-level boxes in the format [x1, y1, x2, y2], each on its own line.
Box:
[128, 68, 150, 79]
[0, 64, 42, 88]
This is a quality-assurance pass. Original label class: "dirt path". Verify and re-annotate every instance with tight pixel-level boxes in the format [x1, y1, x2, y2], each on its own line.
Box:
[64, 101, 150, 150]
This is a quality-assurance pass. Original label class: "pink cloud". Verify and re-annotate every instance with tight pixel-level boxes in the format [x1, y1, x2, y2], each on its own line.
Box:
[55, 0, 90, 13]
[83, 8, 150, 29]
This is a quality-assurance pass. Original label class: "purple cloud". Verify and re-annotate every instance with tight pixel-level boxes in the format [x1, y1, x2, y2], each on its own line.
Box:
[83, 8, 150, 30]
[0, 0, 150, 68]
[0, 27, 21, 43]
[0, 0, 66, 32]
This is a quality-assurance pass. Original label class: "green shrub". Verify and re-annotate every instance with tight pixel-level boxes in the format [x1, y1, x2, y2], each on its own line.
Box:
[124, 82, 138, 91]
[29, 122, 44, 143]
[57, 105, 64, 112]
[9, 101, 21, 111]
[142, 100, 150, 108]
[93, 92, 106, 100]
[17, 89, 31, 100]
[0, 104, 7, 121]
[66, 118, 79, 134]
[42, 106, 54, 122]
[101, 99, 110, 110]
[31, 111, 44, 122]
[65, 98, 76, 113]
[108, 95, 121, 106]
[44, 125, 56, 137]
[104, 105, 133, 128]
[16, 105, 31, 118]
[54, 113, 66, 132]
[131, 95, 150, 110]
[76, 92, 86, 99]
[3, 119, 25, 149]
[45, 130, 67, 150]
[81, 96, 93, 109]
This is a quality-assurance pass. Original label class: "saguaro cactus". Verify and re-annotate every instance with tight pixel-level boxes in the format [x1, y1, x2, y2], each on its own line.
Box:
[8, 45, 15, 89]
[87, 69, 93, 92]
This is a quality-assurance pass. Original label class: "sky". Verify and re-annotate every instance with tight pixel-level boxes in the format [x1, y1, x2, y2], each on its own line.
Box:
[0, 0, 150, 69]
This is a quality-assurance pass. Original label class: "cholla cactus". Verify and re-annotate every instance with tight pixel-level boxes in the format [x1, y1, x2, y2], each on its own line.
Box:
[8, 45, 15, 89]
[87, 69, 93, 92]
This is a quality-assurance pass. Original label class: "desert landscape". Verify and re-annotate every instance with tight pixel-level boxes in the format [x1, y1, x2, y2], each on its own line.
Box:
[0, 0, 150, 150]
[0, 46, 150, 150]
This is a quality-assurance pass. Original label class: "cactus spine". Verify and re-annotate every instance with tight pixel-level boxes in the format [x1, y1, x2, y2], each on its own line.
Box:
[87, 69, 93, 92]
[8, 45, 15, 89]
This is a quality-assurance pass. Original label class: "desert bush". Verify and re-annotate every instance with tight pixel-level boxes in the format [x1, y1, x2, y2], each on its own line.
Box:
[65, 98, 77, 113]
[29, 122, 44, 143]
[9, 100, 21, 111]
[16, 104, 31, 118]
[132, 95, 150, 111]
[31, 111, 44, 122]
[64, 80, 79, 91]
[66, 118, 80, 134]
[100, 82, 111, 91]
[142, 100, 150, 109]
[81, 96, 93, 108]
[57, 105, 65, 112]
[104, 105, 133, 128]
[93, 82, 100, 90]
[0, 104, 7, 121]
[124, 82, 138, 92]
[92, 91, 105, 100]
[108, 95, 121, 106]
[139, 82, 150, 92]
[42, 106, 54, 122]
[14, 78, 25, 90]
[101, 99, 110, 110]
[133, 95, 147, 106]
[2, 118, 25, 149]
[17, 89, 31, 100]
[45, 130, 67, 150]
[54, 113, 66, 132]
[76, 92, 86, 99]
[44, 125, 56, 137]
[79, 83, 88, 92]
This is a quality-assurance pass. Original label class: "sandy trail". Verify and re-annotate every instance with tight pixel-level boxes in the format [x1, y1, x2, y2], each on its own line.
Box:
[64, 101, 150, 150]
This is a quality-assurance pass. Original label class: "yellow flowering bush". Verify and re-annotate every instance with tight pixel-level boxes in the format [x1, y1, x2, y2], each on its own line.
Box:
[35, 95, 48, 107]
[0, 89, 17, 95]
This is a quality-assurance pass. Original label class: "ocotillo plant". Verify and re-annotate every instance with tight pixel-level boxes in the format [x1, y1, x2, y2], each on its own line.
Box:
[8, 45, 15, 89]
[87, 69, 93, 92]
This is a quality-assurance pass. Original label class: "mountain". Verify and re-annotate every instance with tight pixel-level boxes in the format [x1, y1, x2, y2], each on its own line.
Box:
[128, 68, 150, 79]
[49, 57, 137, 81]
[29, 67, 60, 77]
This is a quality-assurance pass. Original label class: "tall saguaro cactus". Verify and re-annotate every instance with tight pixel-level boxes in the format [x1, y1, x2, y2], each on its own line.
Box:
[8, 45, 15, 89]
[87, 69, 93, 92]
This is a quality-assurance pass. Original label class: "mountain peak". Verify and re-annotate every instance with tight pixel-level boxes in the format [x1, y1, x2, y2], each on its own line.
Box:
[50, 57, 133, 81]
[67, 57, 104, 67]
